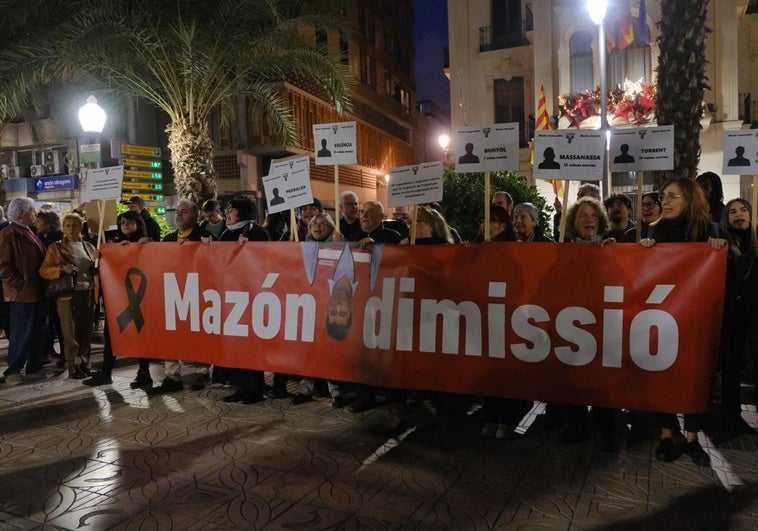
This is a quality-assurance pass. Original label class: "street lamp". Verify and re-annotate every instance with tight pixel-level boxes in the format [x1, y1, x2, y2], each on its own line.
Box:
[438, 133, 451, 165]
[587, 0, 610, 196]
[78, 95, 106, 133]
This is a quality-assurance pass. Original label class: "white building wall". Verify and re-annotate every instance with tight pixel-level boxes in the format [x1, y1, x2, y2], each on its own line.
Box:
[447, 0, 747, 203]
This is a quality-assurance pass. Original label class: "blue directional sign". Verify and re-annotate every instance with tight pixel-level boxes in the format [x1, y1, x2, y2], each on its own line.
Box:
[35, 175, 76, 192]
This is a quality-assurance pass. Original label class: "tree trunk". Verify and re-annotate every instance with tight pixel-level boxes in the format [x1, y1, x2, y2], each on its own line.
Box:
[166, 119, 217, 205]
[654, 0, 710, 180]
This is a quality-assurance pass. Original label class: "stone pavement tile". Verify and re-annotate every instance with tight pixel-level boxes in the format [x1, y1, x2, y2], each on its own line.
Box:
[267, 502, 416, 531]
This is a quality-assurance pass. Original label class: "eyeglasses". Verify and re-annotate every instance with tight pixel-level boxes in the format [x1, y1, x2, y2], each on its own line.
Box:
[659, 193, 683, 202]
[343, 202, 358, 207]
[641, 201, 658, 208]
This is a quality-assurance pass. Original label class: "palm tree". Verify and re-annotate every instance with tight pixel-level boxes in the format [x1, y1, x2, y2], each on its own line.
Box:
[0, 0, 353, 205]
[654, 0, 710, 179]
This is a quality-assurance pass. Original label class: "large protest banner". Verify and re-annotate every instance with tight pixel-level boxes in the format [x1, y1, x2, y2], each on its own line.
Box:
[100, 242, 726, 413]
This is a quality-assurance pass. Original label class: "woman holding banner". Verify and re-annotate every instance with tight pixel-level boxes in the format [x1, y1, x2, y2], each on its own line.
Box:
[641, 177, 728, 466]
[217, 196, 270, 404]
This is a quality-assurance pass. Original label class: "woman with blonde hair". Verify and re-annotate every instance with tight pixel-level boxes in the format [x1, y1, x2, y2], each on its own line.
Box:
[39, 212, 98, 379]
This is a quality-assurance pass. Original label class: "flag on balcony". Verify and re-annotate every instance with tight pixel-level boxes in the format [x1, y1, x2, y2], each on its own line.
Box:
[606, 22, 616, 53]
[618, 0, 635, 50]
[534, 84, 563, 196]
[637, 0, 650, 45]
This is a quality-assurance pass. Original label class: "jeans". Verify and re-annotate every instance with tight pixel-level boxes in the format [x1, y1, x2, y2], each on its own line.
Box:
[5, 301, 48, 375]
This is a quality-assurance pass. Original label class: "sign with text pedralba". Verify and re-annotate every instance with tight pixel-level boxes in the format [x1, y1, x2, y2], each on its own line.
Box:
[100, 241, 726, 414]
[722, 130, 758, 175]
[387, 161, 443, 208]
[313, 121, 358, 166]
[453, 123, 520, 173]
[262, 155, 313, 214]
[609, 125, 675, 172]
[80, 166, 124, 202]
[533, 130, 605, 180]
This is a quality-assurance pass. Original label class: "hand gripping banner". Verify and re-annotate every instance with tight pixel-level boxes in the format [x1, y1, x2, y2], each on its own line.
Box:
[100, 241, 726, 413]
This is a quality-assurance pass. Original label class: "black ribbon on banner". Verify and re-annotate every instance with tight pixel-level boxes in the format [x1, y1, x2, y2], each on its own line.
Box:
[117, 267, 147, 332]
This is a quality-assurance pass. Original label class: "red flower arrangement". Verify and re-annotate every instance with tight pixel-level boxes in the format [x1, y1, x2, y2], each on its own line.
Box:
[559, 79, 657, 129]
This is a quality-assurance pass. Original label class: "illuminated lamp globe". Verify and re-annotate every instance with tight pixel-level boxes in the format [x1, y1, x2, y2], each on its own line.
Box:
[78, 95, 107, 133]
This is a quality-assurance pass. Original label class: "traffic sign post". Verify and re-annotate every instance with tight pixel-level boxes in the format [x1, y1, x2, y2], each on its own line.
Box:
[115, 142, 165, 210]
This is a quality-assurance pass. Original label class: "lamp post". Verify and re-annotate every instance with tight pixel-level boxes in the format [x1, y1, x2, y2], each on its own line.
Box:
[77, 95, 106, 171]
[438, 133, 450, 167]
[587, 0, 610, 197]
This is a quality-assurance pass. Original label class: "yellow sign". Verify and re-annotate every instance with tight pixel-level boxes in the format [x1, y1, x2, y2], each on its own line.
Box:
[121, 144, 161, 158]
[122, 181, 163, 191]
[124, 169, 162, 180]
[122, 192, 164, 202]
[122, 158, 162, 169]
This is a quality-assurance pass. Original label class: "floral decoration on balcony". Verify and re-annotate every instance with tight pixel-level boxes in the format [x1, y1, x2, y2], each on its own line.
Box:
[558, 79, 656, 129]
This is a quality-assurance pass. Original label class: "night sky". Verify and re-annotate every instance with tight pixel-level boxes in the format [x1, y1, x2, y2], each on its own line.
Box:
[413, 0, 450, 110]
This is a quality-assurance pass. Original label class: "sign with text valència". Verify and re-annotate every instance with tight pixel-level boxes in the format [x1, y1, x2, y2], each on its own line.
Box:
[80, 166, 124, 202]
[722, 130, 758, 175]
[609, 125, 674, 172]
[533, 130, 605, 181]
[453, 123, 520, 173]
[313, 121, 358, 166]
[387, 161, 443, 208]
[263, 155, 313, 214]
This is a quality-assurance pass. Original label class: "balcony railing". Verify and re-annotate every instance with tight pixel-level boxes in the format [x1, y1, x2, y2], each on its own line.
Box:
[479, 23, 529, 52]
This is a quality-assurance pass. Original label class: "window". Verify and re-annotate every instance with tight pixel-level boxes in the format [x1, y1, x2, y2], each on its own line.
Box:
[494, 77, 527, 147]
[569, 31, 594, 93]
[360, 52, 376, 88]
[607, 19, 651, 88]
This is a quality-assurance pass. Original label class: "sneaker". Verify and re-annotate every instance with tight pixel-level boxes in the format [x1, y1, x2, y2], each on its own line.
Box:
[291, 394, 314, 405]
[83, 372, 112, 387]
[130, 375, 153, 389]
[190, 373, 210, 391]
[147, 378, 183, 395]
[481, 422, 497, 437]
[5, 373, 23, 385]
[495, 423, 514, 440]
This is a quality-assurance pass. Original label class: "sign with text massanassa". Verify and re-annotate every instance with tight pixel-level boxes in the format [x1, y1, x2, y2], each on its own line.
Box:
[313, 121, 357, 166]
[262, 155, 313, 214]
[100, 241, 725, 414]
[722, 130, 758, 175]
[534, 130, 605, 180]
[609, 125, 675, 172]
[387, 161, 444, 208]
[453, 123, 520, 173]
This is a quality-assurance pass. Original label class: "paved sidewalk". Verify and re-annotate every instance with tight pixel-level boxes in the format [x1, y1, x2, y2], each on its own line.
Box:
[1, 341, 758, 530]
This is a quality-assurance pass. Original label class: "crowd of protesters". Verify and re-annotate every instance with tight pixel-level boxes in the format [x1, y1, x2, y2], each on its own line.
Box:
[0, 171, 756, 468]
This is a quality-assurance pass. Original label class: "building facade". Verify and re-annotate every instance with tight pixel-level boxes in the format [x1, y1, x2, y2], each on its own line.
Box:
[448, 0, 751, 203]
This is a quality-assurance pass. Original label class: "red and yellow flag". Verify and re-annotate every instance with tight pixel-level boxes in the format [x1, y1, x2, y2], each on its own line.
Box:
[535, 84, 563, 196]
[618, 0, 635, 50]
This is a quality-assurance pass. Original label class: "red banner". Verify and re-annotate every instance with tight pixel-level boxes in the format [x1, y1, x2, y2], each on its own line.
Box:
[100, 241, 726, 413]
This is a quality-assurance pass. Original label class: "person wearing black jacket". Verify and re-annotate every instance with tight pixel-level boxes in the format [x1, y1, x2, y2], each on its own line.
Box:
[127, 196, 162, 242]
[215, 196, 270, 404]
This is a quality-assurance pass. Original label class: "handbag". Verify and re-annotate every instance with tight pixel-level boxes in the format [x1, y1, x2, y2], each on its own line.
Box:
[44, 271, 76, 298]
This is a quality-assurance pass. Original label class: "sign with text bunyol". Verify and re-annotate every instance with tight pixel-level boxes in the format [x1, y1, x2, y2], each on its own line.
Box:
[263, 155, 313, 214]
[609, 125, 674, 172]
[313, 122, 357, 166]
[387, 161, 443, 208]
[453, 123, 520, 173]
[533, 130, 605, 180]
